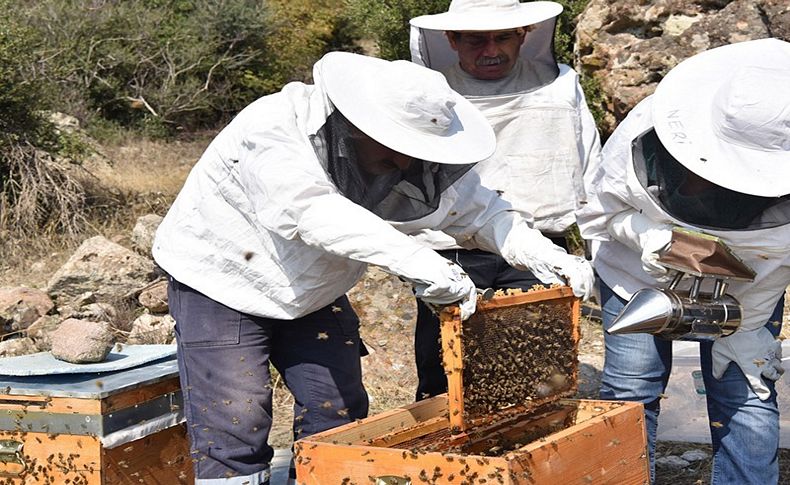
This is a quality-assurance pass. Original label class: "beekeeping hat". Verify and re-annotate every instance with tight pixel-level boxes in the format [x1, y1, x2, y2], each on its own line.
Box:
[652, 38, 790, 197]
[315, 51, 495, 165]
[410, 0, 562, 32]
[409, 1, 562, 90]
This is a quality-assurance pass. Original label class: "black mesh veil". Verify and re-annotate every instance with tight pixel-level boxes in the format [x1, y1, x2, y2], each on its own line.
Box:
[310, 109, 475, 222]
[633, 129, 790, 230]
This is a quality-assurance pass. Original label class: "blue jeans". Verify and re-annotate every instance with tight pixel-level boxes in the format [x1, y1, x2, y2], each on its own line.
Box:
[599, 280, 782, 484]
[168, 277, 369, 483]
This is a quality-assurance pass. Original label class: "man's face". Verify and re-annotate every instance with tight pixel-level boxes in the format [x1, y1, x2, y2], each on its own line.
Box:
[447, 28, 526, 80]
[350, 133, 414, 176]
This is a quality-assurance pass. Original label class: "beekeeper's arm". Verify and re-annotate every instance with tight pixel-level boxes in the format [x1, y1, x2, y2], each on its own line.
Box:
[238, 120, 477, 318]
[576, 98, 675, 278]
[436, 174, 594, 301]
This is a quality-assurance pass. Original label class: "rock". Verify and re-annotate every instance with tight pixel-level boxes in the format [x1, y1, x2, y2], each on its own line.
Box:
[138, 279, 169, 313]
[47, 236, 156, 301]
[26, 315, 61, 352]
[656, 455, 691, 468]
[50, 319, 114, 364]
[131, 214, 163, 256]
[575, 0, 790, 137]
[127, 313, 175, 344]
[0, 337, 38, 357]
[76, 302, 118, 323]
[681, 449, 711, 462]
[0, 287, 54, 333]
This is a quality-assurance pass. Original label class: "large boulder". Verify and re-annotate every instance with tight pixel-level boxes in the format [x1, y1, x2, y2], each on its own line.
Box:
[0, 287, 54, 334]
[575, 0, 790, 136]
[50, 318, 114, 363]
[47, 236, 156, 302]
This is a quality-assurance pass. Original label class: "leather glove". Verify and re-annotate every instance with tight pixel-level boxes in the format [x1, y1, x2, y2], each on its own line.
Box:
[711, 327, 784, 401]
[411, 258, 477, 321]
[607, 210, 674, 280]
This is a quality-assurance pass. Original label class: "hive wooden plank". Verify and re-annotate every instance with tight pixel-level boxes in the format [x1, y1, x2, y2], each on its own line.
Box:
[0, 431, 102, 484]
[294, 400, 649, 484]
[103, 423, 192, 484]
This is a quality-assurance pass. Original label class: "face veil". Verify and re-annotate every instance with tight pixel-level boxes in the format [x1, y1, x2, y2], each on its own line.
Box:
[633, 129, 790, 231]
[310, 110, 475, 222]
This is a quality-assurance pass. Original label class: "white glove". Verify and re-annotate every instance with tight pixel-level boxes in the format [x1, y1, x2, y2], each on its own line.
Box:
[607, 210, 674, 280]
[410, 258, 477, 321]
[477, 212, 595, 301]
[711, 327, 784, 401]
[547, 253, 596, 301]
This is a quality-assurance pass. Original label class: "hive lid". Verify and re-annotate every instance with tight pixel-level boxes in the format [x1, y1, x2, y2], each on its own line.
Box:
[440, 286, 580, 434]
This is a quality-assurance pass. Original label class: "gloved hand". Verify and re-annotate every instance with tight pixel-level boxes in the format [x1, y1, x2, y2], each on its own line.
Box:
[412, 259, 477, 320]
[711, 327, 784, 401]
[607, 210, 674, 280]
[547, 253, 596, 301]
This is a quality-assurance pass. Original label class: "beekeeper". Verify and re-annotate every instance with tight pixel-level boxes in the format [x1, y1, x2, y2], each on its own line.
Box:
[408, 0, 601, 399]
[577, 38, 790, 484]
[153, 51, 594, 484]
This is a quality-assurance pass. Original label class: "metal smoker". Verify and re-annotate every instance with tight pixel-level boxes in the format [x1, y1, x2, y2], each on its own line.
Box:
[607, 228, 756, 341]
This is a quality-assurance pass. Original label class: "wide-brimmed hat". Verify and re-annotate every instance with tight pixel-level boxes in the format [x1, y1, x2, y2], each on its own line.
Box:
[316, 51, 495, 165]
[410, 0, 562, 32]
[652, 38, 790, 197]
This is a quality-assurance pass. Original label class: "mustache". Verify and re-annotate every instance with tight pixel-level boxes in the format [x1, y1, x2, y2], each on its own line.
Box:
[475, 55, 508, 67]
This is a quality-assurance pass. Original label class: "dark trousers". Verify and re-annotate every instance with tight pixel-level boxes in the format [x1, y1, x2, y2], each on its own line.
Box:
[414, 239, 567, 401]
[168, 277, 368, 481]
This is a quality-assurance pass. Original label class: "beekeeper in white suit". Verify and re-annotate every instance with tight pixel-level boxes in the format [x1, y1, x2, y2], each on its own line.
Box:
[153, 51, 594, 484]
[408, 0, 601, 400]
[578, 38, 790, 484]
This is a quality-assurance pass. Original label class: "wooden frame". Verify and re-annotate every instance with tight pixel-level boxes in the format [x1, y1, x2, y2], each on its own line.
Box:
[294, 398, 649, 484]
[440, 287, 581, 433]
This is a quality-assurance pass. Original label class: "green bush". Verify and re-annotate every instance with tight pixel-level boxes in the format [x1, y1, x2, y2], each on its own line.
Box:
[11, 0, 274, 135]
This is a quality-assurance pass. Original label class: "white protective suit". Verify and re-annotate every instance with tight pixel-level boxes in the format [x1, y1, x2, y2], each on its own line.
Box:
[409, 11, 601, 244]
[578, 96, 790, 388]
[153, 56, 572, 320]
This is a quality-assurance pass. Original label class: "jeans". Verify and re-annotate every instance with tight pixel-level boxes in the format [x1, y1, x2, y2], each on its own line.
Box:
[599, 280, 782, 484]
[168, 277, 369, 483]
[414, 240, 566, 400]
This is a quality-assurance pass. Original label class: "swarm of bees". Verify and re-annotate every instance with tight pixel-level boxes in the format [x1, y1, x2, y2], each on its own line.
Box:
[458, 291, 577, 420]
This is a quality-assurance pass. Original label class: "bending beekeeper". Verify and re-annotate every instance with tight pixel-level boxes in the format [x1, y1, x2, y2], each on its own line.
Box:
[577, 38, 790, 485]
[408, 0, 601, 400]
[153, 51, 594, 484]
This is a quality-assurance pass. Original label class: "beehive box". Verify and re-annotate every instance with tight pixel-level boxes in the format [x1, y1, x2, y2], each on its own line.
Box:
[294, 287, 649, 484]
[0, 355, 193, 484]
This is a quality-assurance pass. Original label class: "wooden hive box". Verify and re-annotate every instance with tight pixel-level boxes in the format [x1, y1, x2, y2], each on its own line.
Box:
[294, 287, 649, 484]
[0, 354, 193, 484]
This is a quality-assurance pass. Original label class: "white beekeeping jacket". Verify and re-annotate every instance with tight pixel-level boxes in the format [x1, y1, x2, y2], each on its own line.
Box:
[409, 17, 600, 245]
[578, 96, 790, 332]
[152, 57, 544, 320]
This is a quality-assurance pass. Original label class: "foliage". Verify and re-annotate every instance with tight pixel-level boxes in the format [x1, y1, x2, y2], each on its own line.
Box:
[256, 0, 360, 92]
[344, 0, 451, 60]
[553, 0, 590, 66]
[11, 0, 274, 135]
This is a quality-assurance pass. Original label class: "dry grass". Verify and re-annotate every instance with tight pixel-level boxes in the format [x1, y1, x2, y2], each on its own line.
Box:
[0, 133, 209, 288]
